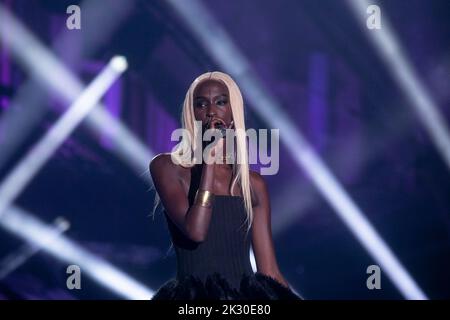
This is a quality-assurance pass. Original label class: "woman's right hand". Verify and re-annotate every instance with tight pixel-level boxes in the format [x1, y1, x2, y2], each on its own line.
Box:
[203, 118, 227, 165]
[204, 137, 225, 165]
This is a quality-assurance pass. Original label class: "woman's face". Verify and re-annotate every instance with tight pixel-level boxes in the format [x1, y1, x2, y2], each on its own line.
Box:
[193, 79, 233, 130]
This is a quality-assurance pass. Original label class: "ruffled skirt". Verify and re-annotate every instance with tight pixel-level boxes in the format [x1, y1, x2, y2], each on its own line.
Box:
[151, 272, 302, 300]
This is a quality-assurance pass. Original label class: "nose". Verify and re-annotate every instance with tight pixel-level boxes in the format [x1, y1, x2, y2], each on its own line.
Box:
[206, 105, 216, 119]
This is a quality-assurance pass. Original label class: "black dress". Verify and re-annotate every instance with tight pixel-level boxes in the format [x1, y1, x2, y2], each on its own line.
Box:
[152, 195, 302, 300]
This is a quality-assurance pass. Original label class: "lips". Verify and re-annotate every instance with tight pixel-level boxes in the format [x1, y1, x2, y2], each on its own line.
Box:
[207, 117, 226, 129]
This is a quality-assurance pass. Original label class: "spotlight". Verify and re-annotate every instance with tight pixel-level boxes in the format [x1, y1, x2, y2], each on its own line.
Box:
[111, 56, 128, 73]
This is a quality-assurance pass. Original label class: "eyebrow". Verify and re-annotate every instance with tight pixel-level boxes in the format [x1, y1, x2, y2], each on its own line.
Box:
[194, 94, 228, 100]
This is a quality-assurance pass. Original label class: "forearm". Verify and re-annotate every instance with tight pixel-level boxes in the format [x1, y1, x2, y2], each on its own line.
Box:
[183, 164, 216, 242]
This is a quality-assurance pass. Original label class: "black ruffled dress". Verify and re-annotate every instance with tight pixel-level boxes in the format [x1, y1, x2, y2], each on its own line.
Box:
[152, 195, 302, 300]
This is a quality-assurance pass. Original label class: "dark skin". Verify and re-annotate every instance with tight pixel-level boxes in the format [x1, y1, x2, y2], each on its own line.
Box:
[150, 80, 290, 288]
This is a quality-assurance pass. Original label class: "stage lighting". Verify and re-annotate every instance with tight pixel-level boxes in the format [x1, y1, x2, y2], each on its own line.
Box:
[0, 56, 127, 218]
[0, 4, 154, 177]
[167, 0, 428, 300]
[0, 205, 154, 299]
[347, 0, 450, 171]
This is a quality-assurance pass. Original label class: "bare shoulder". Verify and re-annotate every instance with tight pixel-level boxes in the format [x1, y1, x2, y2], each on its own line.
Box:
[249, 169, 267, 191]
[249, 169, 269, 207]
[150, 153, 172, 170]
[149, 153, 182, 180]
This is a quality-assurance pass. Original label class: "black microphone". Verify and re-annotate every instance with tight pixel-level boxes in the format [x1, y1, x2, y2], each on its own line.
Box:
[215, 123, 227, 138]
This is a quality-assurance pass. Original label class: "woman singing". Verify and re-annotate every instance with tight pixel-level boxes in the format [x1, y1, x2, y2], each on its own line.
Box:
[149, 71, 301, 300]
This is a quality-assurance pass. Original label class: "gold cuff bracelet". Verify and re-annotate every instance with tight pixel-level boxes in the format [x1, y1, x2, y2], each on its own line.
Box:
[194, 190, 215, 208]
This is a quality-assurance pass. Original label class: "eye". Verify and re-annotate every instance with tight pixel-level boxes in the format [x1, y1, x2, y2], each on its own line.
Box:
[195, 99, 208, 108]
[216, 98, 228, 106]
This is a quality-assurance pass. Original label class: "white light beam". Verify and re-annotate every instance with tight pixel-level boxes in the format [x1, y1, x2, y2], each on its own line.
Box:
[347, 0, 450, 170]
[0, 4, 154, 176]
[0, 217, 70, 280]
[0, 56, 127, 218]
[0, 206, 154, 299]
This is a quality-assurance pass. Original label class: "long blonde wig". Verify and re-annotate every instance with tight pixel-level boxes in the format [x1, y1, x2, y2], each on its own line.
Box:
[170, 71, 254, 231]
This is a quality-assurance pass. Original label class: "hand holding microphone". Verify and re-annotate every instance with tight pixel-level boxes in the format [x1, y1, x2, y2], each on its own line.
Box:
[204, 118, 234, 164]
[208, 117, 234, 138]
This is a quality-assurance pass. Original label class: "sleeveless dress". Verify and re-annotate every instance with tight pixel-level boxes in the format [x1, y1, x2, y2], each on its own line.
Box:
[152, 195, 302, 300]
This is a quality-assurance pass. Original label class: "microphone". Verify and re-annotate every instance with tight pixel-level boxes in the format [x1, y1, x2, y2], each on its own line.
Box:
[215, 123, 227, 138]
[206, 117, 227, 138]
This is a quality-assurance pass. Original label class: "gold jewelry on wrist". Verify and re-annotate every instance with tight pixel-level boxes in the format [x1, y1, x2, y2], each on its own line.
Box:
[195, 189, 215, 208]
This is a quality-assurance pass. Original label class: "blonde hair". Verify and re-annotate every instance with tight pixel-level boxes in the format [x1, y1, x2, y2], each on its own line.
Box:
[170, 71, 254, 231]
